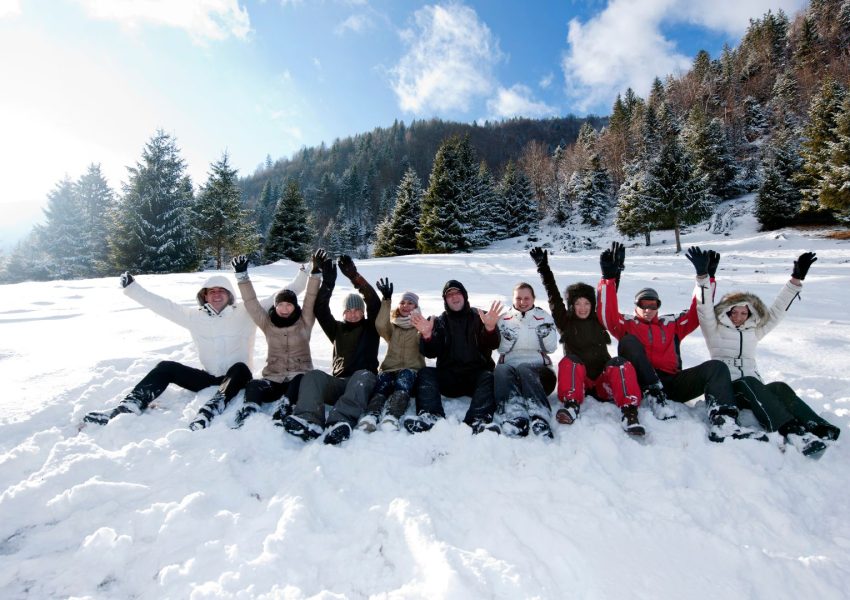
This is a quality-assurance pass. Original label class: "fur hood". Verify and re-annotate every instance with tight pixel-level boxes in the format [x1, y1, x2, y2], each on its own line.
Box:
[196, 275, 236, 307]
[566, 282, 596, 315]
[714, 291, 770, 329]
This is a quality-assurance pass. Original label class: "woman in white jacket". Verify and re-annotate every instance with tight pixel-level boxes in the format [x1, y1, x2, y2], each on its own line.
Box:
[695, 250, 839, 457]
[494, 282, 559, 438]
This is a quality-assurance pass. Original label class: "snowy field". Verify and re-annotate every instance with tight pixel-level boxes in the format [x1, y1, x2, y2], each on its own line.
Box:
[1, 208, 850, 599]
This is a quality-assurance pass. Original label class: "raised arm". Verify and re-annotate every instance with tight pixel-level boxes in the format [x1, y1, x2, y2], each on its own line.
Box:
[122, 272, 195, 329]
[232, 256, 270, 328]
[530, 247, 569, 329]
[314, 256, 338, 342]
[375, 278, 394, 342]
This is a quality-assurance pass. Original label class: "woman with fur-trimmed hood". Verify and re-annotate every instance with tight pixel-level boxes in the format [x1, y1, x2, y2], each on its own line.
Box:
[696, 251, 839, 457]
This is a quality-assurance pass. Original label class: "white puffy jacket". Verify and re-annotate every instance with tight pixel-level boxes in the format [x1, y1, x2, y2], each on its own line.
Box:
[497, 305, 558, 368]
[695, 277, 802, 381]
[124, 269, 307, 377]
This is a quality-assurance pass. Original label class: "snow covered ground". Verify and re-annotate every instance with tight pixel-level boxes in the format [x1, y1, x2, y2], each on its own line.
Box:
[2, 206, 850, 599]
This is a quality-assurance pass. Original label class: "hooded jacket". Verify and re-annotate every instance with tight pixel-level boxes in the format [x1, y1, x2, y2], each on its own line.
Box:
[123, 269, 307, 377]
[376, 300, 426, 372]
[696, 277, 802, 381]
[497, 304, 558, 368]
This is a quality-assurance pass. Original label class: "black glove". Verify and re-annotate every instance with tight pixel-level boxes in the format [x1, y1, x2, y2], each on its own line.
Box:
[231, 255, 249, 273]
[792, 252, 816, 280]
[376, 277, 393, 300]
[600, 249, 618, 279]
[530, 247, 548, 268]
[321, 258, 337, 285]
[707, 250, 720, 278]
[120, 272, 134, 288]
[312, 249, 327, 274]
[685, 246, 709, 276]
[611, 241, 625, 273]
[337, 255, 358, 280]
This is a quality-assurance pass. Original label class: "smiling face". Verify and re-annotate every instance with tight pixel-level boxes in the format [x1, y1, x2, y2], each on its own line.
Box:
[444, 288, 465, 312]
[634, 299, 659, 321]
[512, 285, 535, 312]
[397, 299, 417, 317]
[343, 308, 364, 323]
[275, 301, 295, 318]
[728, 305, 750, 327]
[573, 297, 592, 320]
[204, 287, 230, 313]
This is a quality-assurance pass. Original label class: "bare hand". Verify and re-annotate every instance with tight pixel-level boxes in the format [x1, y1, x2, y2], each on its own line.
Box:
[411, 312, 434, 338]
[478, 300, 505, 331]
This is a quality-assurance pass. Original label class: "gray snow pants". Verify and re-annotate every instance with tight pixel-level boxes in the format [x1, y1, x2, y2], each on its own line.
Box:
[293, 369, 377, 428]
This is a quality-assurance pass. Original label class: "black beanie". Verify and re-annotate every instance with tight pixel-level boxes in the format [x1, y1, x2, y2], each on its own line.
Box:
[274, 289, 299, 308]
[566, 282, 596, 314]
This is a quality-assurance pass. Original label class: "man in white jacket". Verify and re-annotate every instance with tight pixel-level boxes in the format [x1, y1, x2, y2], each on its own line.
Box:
[83, 267, 307, 429]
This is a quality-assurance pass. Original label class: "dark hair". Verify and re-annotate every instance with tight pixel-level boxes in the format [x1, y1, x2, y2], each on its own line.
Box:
[513, 282, 535, 298]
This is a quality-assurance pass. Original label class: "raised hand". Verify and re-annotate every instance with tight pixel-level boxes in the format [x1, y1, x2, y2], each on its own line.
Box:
[376, 277, 393, 300]
[321, 257, 337, 285]
[530, 246, 548, 268]
[477, 300, 505, 331]
[231, 255, 249, 273]
[685, 246, 709, 276]
[312, 248, 327, 274]
[600, 249, 618, 280]
[120, 272, 134, 288]
[411, 312, 434, 338]
[337, 255, 357, 279]
[707, 250, 721, 278]
[792, 252, 817, 281]
[611, 241, 626, 272]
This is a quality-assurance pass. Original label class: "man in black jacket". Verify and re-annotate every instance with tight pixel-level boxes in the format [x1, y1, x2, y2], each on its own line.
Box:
[282, 253, 380, 445]
[407, 280, 503, 434]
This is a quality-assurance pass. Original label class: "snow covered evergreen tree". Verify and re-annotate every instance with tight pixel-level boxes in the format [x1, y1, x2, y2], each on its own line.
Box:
[194, 153, 258, 269]
[75, 164, 115, 277]
[264, 179, 313, 263]
[36, 177, 88, 279]
[575, 154, 613, 226]
[797, 78, 847, 211]
[756, 133, 803, 230]
[819, 93, 850, 215]
[373, 167, 422, 257]
[255, 180, 278, 237]
[110, 131, 198, 274]
[475, 162, 506, 240]
[615, 160, 657, 246]
[499, 161, 536, 237]
[682, 108, 738, 200]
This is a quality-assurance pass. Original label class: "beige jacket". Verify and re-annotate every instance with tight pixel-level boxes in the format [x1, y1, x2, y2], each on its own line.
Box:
[376, 299, 425, 373]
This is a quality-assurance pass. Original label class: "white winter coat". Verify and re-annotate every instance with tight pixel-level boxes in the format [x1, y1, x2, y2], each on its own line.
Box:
[695, 277, 802, 381]
[497, 305, 559, 368]
[123, 269, 307, 377]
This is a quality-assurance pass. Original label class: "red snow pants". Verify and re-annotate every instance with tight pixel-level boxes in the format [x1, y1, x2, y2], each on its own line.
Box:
[557, 355, 641, 408]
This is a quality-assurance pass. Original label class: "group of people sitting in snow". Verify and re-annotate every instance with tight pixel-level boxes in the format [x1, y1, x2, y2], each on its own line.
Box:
[83, 243, 840, 457]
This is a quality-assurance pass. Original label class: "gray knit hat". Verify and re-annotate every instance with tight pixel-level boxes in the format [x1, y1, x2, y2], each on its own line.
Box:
[634, 287, 661, 307]
[344, 293, 365, 312]
[401, 291, 419, 306]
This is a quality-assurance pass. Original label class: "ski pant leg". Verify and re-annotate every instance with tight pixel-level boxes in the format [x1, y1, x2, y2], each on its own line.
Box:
[658, 360, 735, 409]
[294, 370, 346, 427]
[494, 363, 524, 419]
[218, 362, 252, 407]
[245, 378, 289, 405]
[617, 335, 661, 388]
[327, 369, 377, 426]
[365, 371, 395, 416]
[127, 360, 219, 410]
[597, 357, 641, 408]
[384, 370, 417, 419]
[731, 377, 795, 432]
[414, 366, 445, 418]
[463, 370, 496, 425]
[516, 363, 553, 418]
[766, 381, 841, 440]
[557, 355, 587, 405]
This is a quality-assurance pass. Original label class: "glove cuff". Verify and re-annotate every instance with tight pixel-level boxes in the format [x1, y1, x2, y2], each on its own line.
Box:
[235, 271, 250, 282]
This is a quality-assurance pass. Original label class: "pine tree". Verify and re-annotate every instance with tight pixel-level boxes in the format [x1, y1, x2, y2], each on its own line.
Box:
[797, 78, 846, 210]
[194, 153, 258, 269]
[682, 109, 738, 200]
[36, 177, 88, 279]
[819, 94, 850, 213]
[110, 130, 198, 274]
[264, 179, 313, 263]
[498, 161, 536, 237]
[756, 133, 803, 230]
[576, 154, 613, 226]
[475, 162, 505, 240]
[374, 167, 422, 257]
[75, 164, 115, 277]
[255, 180, 278, 237]
[615, 160, 658, 246]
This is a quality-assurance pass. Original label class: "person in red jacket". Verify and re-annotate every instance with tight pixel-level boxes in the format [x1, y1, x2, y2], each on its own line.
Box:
[596, 243, 765, 443]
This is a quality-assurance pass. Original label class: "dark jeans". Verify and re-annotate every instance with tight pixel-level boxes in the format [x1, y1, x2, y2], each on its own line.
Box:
[127, 360, 251, 410]
[494, 363, 554, 420]
[244, 374, 303, 406]
[415, 366, 496, 425]
[734, 377, 840, 439]
[365, 369, 417, 416]
[617, 334, 735, 409]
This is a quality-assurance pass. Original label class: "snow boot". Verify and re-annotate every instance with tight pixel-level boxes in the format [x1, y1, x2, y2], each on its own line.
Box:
[403, 412, 440, 434]
[356, 413, 378, 433]
[555, 401, 580, 425]
[502, 416, 530, 438]
[188, 391, 226, 431]
[471, 419, 501, 435]
[380, 414, 400, 431]
[271, 397, 293, 427]
[643, 383, 676, 420]
[232, 402, 260, 429]
[324, 422, 353, 446]
[620, 405, 645, 436]
[785, 427, 828, 459]
[282, 415, 322, 441]
[530, 416, 554, 439]
[708, 407, 768, 443]
[384, 390, 411, 420]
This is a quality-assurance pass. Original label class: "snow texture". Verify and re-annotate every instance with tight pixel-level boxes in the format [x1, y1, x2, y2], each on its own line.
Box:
[1, 210, 849, 599]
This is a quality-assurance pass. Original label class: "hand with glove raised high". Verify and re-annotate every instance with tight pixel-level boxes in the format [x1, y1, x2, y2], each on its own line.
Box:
[312, 249, 327, 274]
[320, 257, 337, 285]
[337, 255, 358, 280]
[611, 241, 625, 273]
[792, 252, 816, 281]
[376, 277, 394, 300]
[530, 246, 548, 268]
[231, 255, 249, 273]
[685, 246, 709, 277]
[600, 249, 619, 280]
[707, 250, 720, 278]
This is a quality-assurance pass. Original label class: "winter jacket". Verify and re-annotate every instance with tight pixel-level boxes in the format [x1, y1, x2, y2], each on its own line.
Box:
[376, 300, 426, 373]
[421, 306, 500, 378]
[696, 277, 802, 381]
[123, 269, 307, 377]
[497, 304, 558, 369]
[538, 263, 612, 379]
[597, 276, 699, 375]
[239, 274, 320, 383]
[315, 273, 381, 377]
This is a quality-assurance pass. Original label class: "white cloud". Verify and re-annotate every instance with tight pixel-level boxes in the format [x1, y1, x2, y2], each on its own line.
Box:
[390, 3, 502, 114]
[0, 0, 21, 19]
[335, 13, 373, 35]
[539, 73, 553, 90]
[73, 0, 251, 43]
[486, 84, 557, 120]
[561, 0, 807, 113]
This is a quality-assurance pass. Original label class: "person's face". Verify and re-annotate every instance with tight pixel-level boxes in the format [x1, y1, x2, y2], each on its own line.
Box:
[728, 305, 750, 327]
[513, 287, 535, 312]
[275, 301, 295, 318]
[444, 289, 465, 311]
[397, 299, 417, 317]
[343, 308, 364, 323]
[573, 297, 592, 319]
[635, 299, 659, 320]
[205, 287, 230, 312]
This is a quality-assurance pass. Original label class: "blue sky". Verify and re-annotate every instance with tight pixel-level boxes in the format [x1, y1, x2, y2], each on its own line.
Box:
[0, 0, 808, 245]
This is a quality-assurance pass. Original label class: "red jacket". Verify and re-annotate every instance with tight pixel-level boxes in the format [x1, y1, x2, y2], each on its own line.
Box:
[596, 277, 699, 375]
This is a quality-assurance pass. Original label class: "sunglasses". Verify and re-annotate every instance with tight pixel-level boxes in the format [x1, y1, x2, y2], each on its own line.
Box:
[637, 301, 659, 310]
